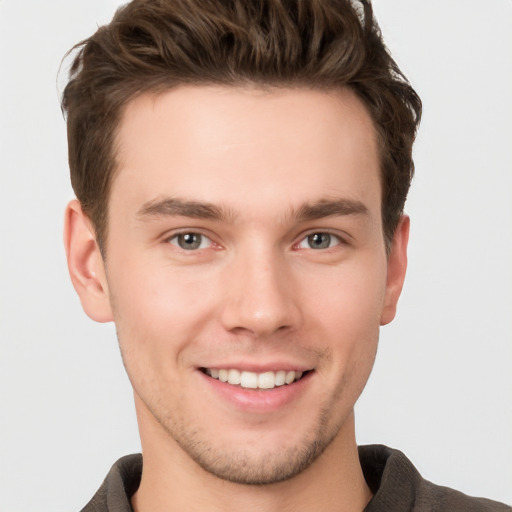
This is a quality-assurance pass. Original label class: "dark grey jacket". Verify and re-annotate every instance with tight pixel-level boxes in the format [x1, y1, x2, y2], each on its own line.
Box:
[80, 445, 511, 512]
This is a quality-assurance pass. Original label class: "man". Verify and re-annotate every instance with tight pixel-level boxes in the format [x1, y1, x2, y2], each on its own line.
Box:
[61, 0, 510, 510]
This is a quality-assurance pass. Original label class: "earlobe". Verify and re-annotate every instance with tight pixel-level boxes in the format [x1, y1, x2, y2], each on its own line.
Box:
[63, 199, 114, 323]
[380, 215, 410, 326]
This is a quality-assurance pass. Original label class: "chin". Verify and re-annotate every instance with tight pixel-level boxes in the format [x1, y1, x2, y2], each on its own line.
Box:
[182, 434, 335, 485]
[163, 402, 344, 485]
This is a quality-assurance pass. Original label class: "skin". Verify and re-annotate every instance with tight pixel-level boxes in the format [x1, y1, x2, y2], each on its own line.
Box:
[64, 86, 409, 512]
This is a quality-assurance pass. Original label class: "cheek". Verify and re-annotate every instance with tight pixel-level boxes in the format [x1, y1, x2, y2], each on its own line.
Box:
[307, 260, 387, 333]
[107, 261, 219, 369]
[303, 262, 385, 378]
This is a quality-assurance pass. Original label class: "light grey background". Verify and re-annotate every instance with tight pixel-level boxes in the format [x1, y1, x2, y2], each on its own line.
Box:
[0, 1, 511, 510]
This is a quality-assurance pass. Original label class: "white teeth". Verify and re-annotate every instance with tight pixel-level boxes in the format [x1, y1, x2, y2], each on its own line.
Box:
[285, 371, 296, 385]
[275, 370, 286, 386]
[205, 368, 306, 389]
[240, 371, 258, 389]
[258, 371, 275, 389]
[228, 369, 241, 385]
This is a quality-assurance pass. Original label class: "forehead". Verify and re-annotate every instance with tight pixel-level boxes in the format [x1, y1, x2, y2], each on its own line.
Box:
[112, 85, 381, 219]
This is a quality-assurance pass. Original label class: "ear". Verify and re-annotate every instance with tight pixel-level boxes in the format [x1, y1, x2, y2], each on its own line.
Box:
[380, 215, 410, 326]
[63, 199, 113, 323]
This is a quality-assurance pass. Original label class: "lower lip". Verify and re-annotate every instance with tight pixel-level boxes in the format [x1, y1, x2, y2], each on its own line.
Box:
[198, 370, 313, 413]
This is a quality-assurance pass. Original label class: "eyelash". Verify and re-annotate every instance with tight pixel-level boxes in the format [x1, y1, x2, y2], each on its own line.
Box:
[295, 231, 345, 251]
[166, 231, 215, 251]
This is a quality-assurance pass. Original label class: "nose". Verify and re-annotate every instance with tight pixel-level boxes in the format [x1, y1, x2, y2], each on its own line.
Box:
[220, 248, 302, 337]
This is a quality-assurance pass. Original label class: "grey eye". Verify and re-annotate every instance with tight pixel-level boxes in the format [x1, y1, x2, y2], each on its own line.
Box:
[307, 233, 332, 249]
[171, 233, 206, 250]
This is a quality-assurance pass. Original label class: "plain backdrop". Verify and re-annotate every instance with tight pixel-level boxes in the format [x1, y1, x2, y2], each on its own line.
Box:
[0, 1, 511, 510]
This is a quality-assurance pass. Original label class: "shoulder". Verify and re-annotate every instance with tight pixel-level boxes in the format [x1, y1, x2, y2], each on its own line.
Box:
[80, 454, 142, 512]
[359, 445, 511, 512]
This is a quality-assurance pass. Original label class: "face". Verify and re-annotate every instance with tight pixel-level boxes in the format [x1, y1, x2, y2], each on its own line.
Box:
[66, 86, 408, 484]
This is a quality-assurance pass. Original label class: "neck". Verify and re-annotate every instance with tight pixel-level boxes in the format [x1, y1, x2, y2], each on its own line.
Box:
[132, 405, 372, 512]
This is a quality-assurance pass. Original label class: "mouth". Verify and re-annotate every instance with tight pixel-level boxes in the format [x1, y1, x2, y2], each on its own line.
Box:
[200, 368, 311, 390]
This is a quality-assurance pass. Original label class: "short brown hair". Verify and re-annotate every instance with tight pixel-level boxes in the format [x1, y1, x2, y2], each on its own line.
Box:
[62, 0, 421, 254]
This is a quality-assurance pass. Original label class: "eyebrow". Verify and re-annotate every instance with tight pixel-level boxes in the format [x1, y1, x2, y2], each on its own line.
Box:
[137, 197, 236, 222]
[137, 196, 369, 223]
[294, 198, 369, 221]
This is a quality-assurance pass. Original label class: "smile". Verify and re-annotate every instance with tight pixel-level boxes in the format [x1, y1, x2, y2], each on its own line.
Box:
[202, 368, 308, 389]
